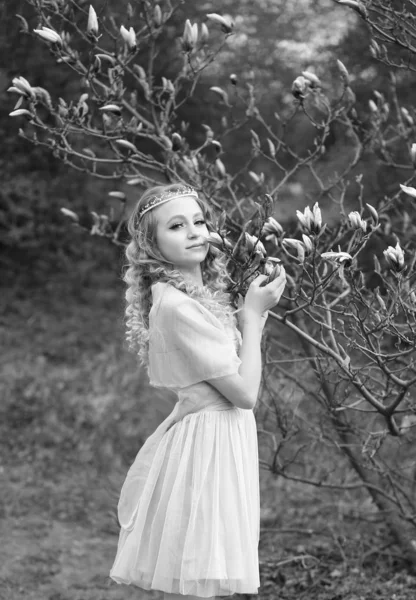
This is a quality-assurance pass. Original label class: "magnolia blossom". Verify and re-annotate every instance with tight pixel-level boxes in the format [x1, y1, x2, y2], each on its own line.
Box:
[61, 208, 79, 222]
[206, 232, 233, 251]
[302, 234, 313, 253]
[33, 26, 63, 45]
[321, 251, 352, 264]
[411, 143, 416, 167]
[296, 203, 322, 234]
[87, 5, 99, 35]
[8, 76, 35, 99]
[383, 242, 405, 272]
[348, 211, 367, 232]
[120, 25, 136, 50]
[206, 13, 233, 34]
[282, 238, 305, 263]
[291, 76, 309, 99]
[261, 216, 283, 245]
[245, 233, 266, 256]
[400, 184, 416, 198]
[182, 19, 198, 51]
[9, 109, 32, 118]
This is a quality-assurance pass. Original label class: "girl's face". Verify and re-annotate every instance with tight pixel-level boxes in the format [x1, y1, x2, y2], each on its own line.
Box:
[154, 196, 210, 271]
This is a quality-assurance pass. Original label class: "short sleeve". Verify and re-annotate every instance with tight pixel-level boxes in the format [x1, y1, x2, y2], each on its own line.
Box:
[148, 297, 242, 389]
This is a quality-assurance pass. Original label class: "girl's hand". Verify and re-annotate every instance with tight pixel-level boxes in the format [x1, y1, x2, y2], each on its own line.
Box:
[244, 267, 287, 318]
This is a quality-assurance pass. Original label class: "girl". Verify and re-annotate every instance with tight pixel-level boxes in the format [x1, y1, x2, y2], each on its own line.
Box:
[109, 183, 286, 599]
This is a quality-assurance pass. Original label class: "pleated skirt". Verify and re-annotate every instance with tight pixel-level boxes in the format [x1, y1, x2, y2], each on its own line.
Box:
[109, 407, 260, 597]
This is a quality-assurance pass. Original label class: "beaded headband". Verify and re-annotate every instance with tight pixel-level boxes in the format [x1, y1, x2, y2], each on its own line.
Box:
[138, 186, 199, 220]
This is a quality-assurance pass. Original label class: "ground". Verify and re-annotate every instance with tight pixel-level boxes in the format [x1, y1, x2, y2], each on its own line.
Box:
[1, 272, 416, 600]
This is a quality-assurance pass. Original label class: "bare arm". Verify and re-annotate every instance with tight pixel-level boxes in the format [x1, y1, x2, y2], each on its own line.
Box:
[206, 270, 286, 410]
[206, 311, 263, 410]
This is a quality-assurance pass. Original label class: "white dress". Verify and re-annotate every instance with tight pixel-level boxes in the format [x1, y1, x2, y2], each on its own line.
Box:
[109, 281, 260, 597]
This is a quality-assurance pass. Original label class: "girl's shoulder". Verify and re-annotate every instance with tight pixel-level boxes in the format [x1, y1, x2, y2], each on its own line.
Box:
[150, 281, 199, 320]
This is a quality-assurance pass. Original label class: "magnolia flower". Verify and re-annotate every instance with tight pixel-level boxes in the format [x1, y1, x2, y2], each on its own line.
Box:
[383, 242, 405, 272]
[9, 109, 32, 118]
[206, 13, 233, 34]
[302, 234, 313, 253]
[336, 59, 350, 85]
[296, 203, 322, 234]
[206, 232, 233, 251]
[200, 22, 209, 43]
[245, 233, 266, 256]
[282, 238, 305, 263]
[87, 5, 99, 35]
[401, 108, 414, 126]
[182, 19, 198, 51]
[99, 104, 122, 115]
[411, 144, 416, 167]
[291, 76, 309, 99]
[61, 208, 79, 222]
[261, 216, 283, 245]
[215, 158, 226, 178]
[33, 26, 62, 45]
[321, 251, 353, 264]
[120, 25, 136, 50]
[348, 211, 367, 232]
[302, 71, 321, 88]
[8, 76, 35, 99]
[400, 184, 416, 198]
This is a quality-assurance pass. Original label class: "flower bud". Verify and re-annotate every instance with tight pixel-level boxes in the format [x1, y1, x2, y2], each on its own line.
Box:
[401, 107, 414, 126]
[10, 76, 35, 99]
[245, 233, 266, 256]
[210, 86, 229, 104]
[336, 0, 368, 19]
[99, 104, 122, 115]
[33, 26, 62, 45]
[120, 25, 136, 51]
[200, 23, 209, 43]
[399, 184, 416, 198]
[206, 13, 233, 34]
[291, 76, 309, 99]
[368, 99, 378, 113]
[87, 5, 99, 35]
[348, 211, 367, 232]
[366, 203, 379, 223]
[61, 208, 79, 222]
[115, 139, 138, 152]
[262, 216, 283, 237]
[296, 203, 322, 234]
[383, 242, 405, 272]
[302, 71, 321, 88]
[182, 19, 198, 52]
[321, 251, 352, 264]
[302, 234, 313, 253]
[267, 138, 276, 157]
[411, 143, 416, 167]
[282, 238, 305, 263]
[153, 5, 162, 27]
[215, 158, 226, 178]
[9, 108, 32, 118]
[336, 59, 350, 85]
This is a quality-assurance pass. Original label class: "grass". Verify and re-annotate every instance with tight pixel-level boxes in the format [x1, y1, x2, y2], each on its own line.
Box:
[1, 268, 416, 600]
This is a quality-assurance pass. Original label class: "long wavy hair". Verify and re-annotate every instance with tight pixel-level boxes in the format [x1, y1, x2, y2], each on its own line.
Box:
[123, 182, 238, 367]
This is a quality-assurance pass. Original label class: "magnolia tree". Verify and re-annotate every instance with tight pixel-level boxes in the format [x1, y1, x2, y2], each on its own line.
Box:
[9, 0, 416, 568]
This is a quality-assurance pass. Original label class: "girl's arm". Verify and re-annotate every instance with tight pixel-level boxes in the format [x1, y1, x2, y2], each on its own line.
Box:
[206, 310, 263, 410]
[208, 272, 285, 409]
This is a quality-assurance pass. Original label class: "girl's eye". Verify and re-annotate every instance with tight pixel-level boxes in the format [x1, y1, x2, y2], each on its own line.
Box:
[170, 219, 206, 229]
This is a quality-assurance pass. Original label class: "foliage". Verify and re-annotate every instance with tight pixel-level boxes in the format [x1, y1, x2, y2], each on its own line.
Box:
[7, 0, 416, 570]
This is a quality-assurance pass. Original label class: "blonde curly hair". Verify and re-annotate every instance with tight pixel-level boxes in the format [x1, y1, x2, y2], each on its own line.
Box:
[123, 182, 238, 368]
